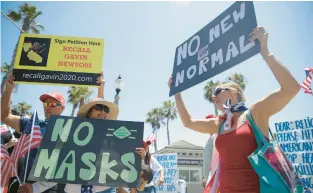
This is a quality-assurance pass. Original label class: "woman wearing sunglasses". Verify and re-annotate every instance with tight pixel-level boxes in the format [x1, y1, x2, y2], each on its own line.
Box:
[168, 26, 300, 193]
[23, 74, 144, 193]
[73, 74, 152, 193]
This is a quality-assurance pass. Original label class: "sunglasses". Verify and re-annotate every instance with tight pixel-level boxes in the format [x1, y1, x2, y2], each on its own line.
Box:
[43, 102, 62, 108]
[93, 104, 110, 114]
[213, 87, 230, 96]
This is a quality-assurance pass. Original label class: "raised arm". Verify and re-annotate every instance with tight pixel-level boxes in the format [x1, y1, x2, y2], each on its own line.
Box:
[1, 75, 22, 132]
[168, 77, 219, 134]
[249, 26, 300, 133]
[97, 71, 105, 99]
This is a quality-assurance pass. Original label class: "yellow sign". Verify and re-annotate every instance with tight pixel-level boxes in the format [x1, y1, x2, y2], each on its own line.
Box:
[13, 34, 104, 86]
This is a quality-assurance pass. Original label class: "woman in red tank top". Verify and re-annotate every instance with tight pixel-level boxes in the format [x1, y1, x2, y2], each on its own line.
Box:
[168, 26, 300, 193]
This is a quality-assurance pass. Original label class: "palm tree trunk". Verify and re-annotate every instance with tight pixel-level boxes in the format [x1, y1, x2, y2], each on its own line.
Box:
[154, 132, 158, 153]
[79, 97, 85, 108]
[214, 104, 218, 116]
[71, 103, 77, 117]
[166, 117, 170, 146]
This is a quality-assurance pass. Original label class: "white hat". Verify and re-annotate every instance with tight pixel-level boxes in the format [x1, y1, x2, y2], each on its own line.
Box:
[77, 98, 119, 120]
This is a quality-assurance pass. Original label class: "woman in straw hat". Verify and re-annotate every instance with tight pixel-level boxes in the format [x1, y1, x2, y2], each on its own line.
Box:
[22, 73, 149, 193]
[75, 74, 148, 193]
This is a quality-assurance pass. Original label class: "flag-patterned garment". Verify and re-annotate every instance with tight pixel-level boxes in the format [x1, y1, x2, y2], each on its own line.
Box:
[10, 111, 42, 177]
[301, 67, 313, 94]
[0, 127, 13, 191]
[0, 124, 9, 134]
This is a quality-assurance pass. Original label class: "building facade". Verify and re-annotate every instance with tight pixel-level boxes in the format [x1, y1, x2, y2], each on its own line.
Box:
[154, 140, 204, 193]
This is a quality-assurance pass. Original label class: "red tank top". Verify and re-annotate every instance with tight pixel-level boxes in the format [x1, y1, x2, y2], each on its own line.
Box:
[215, 121, 260, 193]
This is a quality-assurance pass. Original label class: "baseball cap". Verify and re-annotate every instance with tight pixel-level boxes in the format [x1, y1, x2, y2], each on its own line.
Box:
[39, 92, 65, 106]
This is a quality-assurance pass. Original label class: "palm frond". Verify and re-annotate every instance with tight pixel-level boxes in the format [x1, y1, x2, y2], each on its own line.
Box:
[35, 23, 44, 30]
[31, 26, 40, 34]
[7, 11, 22, 22]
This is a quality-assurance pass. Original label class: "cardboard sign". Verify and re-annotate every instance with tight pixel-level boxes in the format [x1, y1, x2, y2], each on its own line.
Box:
[28, 116, 144, 188]
[274, 117, 313, 192]
[12, 34, 104, 86]
[169, 1, 260, 96]
[154, 153, 178, 193]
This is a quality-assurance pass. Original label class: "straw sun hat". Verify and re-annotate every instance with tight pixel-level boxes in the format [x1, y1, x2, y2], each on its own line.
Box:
[77, 98, 119, 120]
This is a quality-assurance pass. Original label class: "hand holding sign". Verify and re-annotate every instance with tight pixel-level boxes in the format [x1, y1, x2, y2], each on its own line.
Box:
[169, 1, 260, 96]
[249, 26, 270, 57]
[157, 178, 165, 186]
[168, 75, 181, 96]
[4, 75, 16, 92]
[96, 71, 105, 85]
[17, 184, 33, 193]
[168, 75, 173, 89]
[6, 138, 19, 149]
[135, 147, 146, 159]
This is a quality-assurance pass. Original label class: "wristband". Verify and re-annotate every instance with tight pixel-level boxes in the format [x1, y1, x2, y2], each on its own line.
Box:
[262, 53, 273, 60]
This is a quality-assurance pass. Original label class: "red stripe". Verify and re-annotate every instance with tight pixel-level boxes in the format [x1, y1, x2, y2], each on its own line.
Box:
[10, 126, 42, 177]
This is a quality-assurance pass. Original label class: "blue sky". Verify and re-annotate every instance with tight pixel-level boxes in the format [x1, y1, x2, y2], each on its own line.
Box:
[1, 1, 313, 151]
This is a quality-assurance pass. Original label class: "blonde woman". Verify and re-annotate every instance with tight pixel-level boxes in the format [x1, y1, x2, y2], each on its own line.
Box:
[168, 26, 300, 193]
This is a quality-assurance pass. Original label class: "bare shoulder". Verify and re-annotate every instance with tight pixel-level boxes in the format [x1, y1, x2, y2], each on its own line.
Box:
[249, 105, 269, 138]
[2, 114, 21, 133]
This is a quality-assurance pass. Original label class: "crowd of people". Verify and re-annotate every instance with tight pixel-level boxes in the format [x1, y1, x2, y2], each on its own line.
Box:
[1, 25, 302, 193]
[1, 73, 164, 193]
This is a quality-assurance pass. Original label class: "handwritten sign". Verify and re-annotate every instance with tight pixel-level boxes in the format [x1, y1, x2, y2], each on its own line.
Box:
[13, 34, 104, 86]
[169, 1, 260, 96]
[28, 115, 144, 188]
[274, 117, 313, 193]
[154, 153, 178, 193]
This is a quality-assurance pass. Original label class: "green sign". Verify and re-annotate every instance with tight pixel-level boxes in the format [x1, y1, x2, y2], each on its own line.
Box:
[28, 115, 144, 188]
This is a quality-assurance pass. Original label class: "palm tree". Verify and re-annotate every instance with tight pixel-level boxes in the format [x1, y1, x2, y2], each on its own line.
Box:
[161, 100, 177, 146]
[12, 101, 32, 116]
[68, 87, 80, 117]
[67, 86, 93, 116]
[204, 80, 220, 116]
[78, 87, 93, 108]
[1, 62, 11, 92]
[7, 4, 44, 33]
[1, 3, 44, 95]
[1, 62, 11, 74]
[227, 73, 247, 91]
[7, 3, 44, 67]
[145, 107, 165, 152]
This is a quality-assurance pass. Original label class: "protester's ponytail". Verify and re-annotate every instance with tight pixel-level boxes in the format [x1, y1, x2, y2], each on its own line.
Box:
[144, 149, 151, 166]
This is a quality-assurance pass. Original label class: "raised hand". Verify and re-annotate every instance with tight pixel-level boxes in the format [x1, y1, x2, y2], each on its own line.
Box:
[96, 71, 105, 86]
[135, 147, 146, 159]
[168, 75, 173, 89]
[6, 138, 18, 149]
[4, 74, 16, 92]
[249, 26, 269, 57]
[17, 184, 33, 193]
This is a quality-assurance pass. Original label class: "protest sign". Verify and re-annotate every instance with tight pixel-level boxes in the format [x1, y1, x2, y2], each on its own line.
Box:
[169, 1, 260, 96]
[12, 34, 104, 86]
[28, 115, 144, 188]
[153, 153, 178, 193]
[274, 117, 313, 192]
